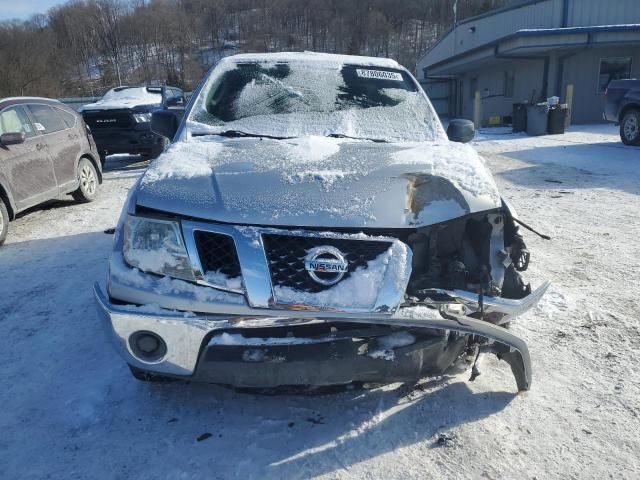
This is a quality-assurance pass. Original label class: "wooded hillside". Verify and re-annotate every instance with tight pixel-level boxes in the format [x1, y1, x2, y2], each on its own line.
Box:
[0, 0, 508, 98]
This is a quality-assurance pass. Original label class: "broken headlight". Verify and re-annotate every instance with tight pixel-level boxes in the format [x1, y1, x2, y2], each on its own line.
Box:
[123, 215, 195, 281]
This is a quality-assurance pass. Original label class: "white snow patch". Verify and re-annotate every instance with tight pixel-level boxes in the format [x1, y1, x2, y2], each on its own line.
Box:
[124, 247, 181, 273]
[368, 331, 416, 360]
[285, 136, 341, 162]
[203, 270, 243, 290]
[141, 141, 223, 184]
[285, 169, 355, 190]
[80, 87, 161, 111]
[109, 258, 244, 305]
[399, 305, 445, 320]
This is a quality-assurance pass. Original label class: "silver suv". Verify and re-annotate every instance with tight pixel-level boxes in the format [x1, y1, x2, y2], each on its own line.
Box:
[94, 53, 549, 391]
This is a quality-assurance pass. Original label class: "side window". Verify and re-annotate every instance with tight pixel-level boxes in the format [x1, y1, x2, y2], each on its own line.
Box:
[54, 107, 77, 128]
[598, 57, 632, 93]
[27, 104, 67, 133]
[0, 106, 37, 138]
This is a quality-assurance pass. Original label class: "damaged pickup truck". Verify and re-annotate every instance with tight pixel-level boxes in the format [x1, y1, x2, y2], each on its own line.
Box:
[94, 52, 549, 392]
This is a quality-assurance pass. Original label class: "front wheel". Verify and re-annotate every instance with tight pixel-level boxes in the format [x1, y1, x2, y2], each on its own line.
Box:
[620, 109, 640, 146]
[0, 197, 9, 246]
[72, 158, 99, 202]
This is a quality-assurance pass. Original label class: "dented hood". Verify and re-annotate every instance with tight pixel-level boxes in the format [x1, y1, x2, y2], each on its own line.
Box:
[136, 136, 501, 228]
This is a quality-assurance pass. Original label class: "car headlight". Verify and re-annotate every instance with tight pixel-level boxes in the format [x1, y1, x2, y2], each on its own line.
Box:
[133, 113, 152, 123]
[123, 216, 195, 281]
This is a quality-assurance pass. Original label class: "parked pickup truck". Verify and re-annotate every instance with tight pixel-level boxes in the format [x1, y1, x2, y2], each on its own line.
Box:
[604, 79, 640, 146]
[80, 86, 186, 165]
[95, 52, 550, 393]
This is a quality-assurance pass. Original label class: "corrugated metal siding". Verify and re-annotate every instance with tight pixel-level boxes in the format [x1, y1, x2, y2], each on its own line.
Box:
[420, 0, 640, 72]
[421, 0, 563, 69]
[568, 0, 640, 27]
[455, 0, 561, 49]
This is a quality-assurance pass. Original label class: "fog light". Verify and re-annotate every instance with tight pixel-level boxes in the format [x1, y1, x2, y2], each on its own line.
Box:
[129, 331, 167, 362]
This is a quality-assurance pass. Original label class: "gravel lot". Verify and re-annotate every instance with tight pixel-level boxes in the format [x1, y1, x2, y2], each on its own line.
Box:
[1, 125, 638, 479]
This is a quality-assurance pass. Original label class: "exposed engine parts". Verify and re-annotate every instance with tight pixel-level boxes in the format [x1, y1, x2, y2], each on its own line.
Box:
[405, 207, 532, 301]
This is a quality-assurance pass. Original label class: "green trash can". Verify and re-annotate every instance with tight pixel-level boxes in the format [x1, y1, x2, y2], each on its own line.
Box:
[526, 104, 549, 136]
[548, 106, 568, 134]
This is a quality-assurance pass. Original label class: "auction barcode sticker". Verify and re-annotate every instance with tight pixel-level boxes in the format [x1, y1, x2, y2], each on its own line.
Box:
[355, 69, 403, 81]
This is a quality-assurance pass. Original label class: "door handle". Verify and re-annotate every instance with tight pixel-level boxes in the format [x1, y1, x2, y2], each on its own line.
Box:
[36, 143, 45, 151]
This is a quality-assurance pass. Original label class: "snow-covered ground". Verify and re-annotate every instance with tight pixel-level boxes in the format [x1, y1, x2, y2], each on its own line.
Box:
[1, 124, 639, 479]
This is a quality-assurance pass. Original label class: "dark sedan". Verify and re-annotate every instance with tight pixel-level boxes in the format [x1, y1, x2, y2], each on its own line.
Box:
[0, 97, 102, 245]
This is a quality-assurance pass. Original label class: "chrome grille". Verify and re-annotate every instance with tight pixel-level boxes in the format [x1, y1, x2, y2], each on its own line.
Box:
[262, 234, 392, 293]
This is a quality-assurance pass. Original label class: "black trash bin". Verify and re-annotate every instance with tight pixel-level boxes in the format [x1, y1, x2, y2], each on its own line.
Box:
[548, 106, 568, 134]
[526, 104, 549, 136]
[513, 103, 527, 133]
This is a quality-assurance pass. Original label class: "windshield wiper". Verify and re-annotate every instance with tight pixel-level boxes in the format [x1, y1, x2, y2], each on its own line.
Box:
[326, 133, 388, 143]
[192, 130, 293, 140]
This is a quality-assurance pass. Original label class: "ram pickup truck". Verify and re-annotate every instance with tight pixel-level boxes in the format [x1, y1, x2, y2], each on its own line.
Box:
[604, 79, 640, 145]
[95, 52, 550, 392]
[80, 86, 186, 164]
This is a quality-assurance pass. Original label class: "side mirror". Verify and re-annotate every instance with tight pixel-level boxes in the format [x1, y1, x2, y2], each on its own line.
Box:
[447, 119, 475, 143]
[165, 97, 181, 107]
[151, 110, 178, 140]
[0, 132, 26, 146]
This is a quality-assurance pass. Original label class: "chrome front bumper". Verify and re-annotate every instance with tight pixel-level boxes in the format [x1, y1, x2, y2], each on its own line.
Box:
[95, 280, 550, 391]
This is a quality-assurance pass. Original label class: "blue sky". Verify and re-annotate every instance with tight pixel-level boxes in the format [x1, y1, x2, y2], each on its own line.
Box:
[0, 0, 66, 20]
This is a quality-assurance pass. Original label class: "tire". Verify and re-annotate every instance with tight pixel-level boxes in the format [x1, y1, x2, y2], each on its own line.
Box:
[128, 365, 175, 383]
[0, 197, 9, 247]
[620, 109, 640, 146]
[72, 158, 99, 203]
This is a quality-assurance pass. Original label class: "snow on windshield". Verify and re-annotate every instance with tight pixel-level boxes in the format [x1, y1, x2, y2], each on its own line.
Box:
[101, 87, 161, 105]
[188, 59, 446, 143]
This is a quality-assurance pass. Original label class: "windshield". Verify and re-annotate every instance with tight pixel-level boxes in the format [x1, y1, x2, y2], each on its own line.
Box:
[101, 87, 162, 104]
[189, 61, 445, 143]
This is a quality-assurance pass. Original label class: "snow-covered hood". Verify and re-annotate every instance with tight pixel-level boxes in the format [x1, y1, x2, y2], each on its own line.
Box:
[136, 136, 501, 229]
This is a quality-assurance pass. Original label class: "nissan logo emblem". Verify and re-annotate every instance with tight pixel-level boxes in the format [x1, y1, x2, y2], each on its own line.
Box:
[304, 246, 349, 286]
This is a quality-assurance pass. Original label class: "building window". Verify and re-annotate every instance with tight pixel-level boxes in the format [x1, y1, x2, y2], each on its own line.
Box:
[503, 71, 515, 98]
[598, 57, 632, 93]
[469, 77, 478, 100]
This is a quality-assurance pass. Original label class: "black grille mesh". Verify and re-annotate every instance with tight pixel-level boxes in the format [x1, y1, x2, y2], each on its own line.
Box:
[262, 234, 392, 293]
[194, 231, 242, 278]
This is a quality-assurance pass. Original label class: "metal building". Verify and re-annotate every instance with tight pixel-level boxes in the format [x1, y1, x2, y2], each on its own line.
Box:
[418, 0, 640, 124]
